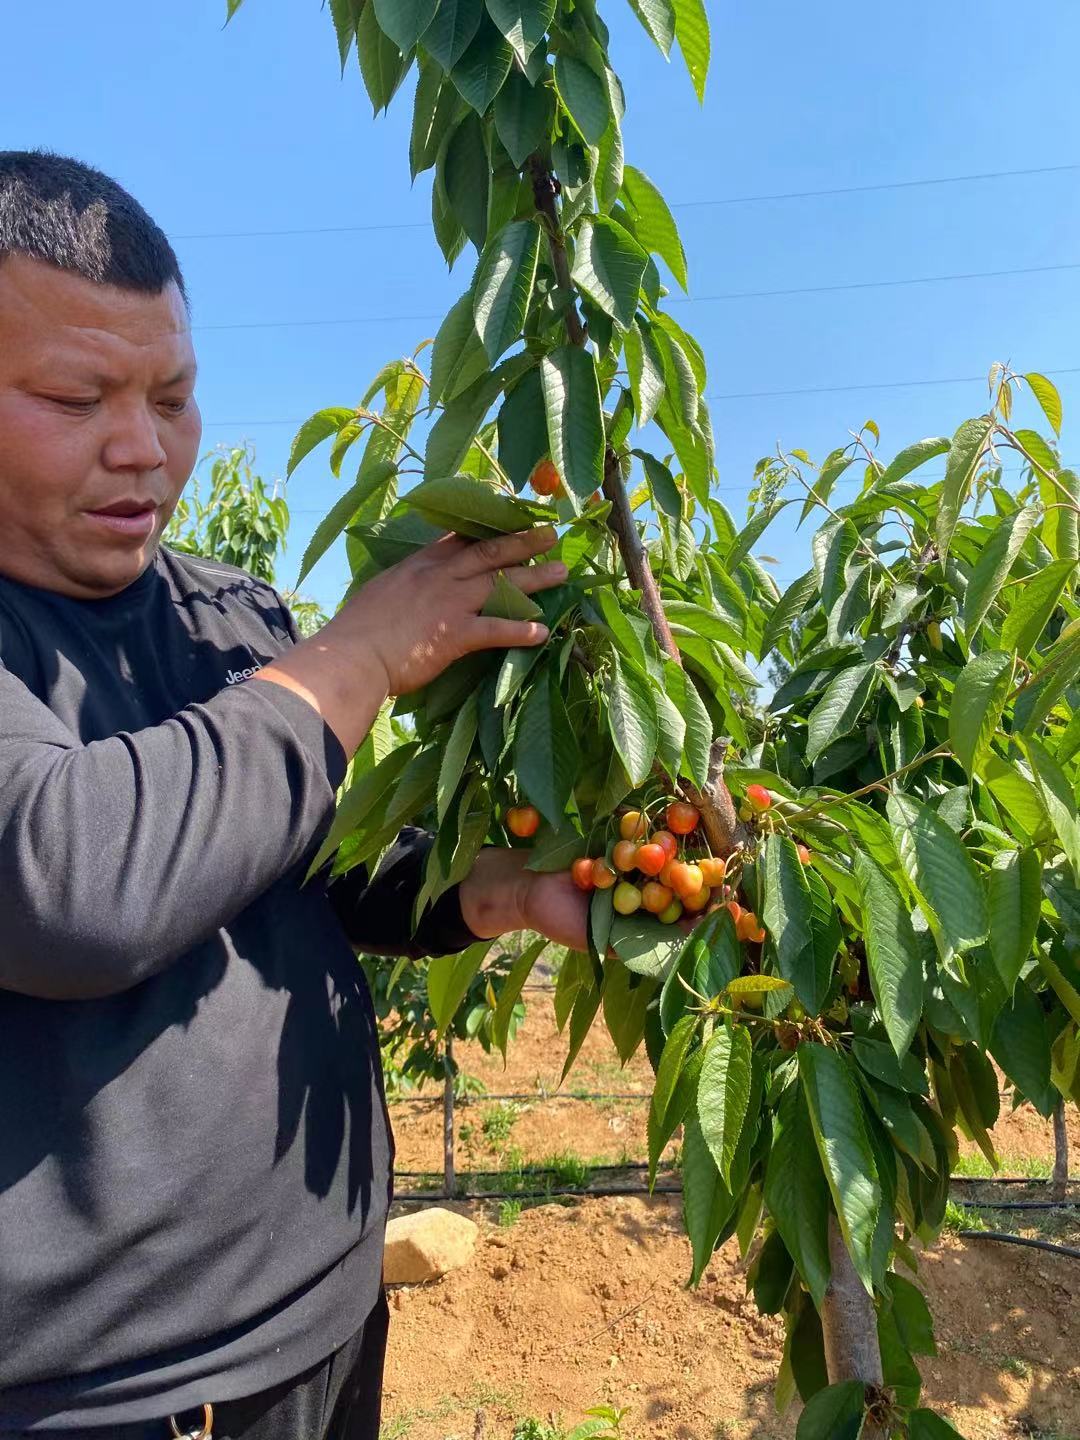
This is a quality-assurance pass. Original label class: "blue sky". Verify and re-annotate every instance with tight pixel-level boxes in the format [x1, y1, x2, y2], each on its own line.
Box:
[5, 0, 1080, 612]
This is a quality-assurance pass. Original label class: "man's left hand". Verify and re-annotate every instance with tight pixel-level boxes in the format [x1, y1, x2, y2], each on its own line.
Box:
[458, 848, 589, 952]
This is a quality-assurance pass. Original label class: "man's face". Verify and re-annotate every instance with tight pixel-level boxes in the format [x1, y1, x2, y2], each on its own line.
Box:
[0, 254, 201, 599]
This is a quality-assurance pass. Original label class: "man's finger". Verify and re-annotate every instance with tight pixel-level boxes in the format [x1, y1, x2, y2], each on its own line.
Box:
[464, 615, 550, 653]
[454, 526, 557, 577]
[493, 561, 568, 595]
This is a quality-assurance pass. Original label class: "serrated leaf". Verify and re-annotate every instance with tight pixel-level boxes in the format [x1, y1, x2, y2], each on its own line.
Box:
[472, 219, 541, 363]
[571, 215, 649, 328]
[873, 436, 950, 488]
[990, 983, 1056, 1116]
[887, 792, 989, 956]
[999, 558, 1075, 659]
[637, 449, 681, 518]
[496, 367, 549, 492]
[410, 58, 461, 177]
[962, 506, 1039, 638]
[624, 321, 667, 427]
[428, 940, 492, 1034]
[1024, 736, 1080, 876]
[553, 54, 611, 145]
[726, 974, 793, 999]
[854, 851, 923, 1058]
[649, 1039, 705, 1184]
[513, 668, 580, 824]
[1025, 372, 1062, 435]
[541, 345, 605, 501]
[357, 0, 412, 114]
[697, 1024, 753, 1184]
[422, 0, 483, 68]
[443, 110, 490, 249]
[493, 935, 546, 1056]
[682, 1112, 737, 1285]
[763, 835, 823, 1014]
[799, 1045, 880, 1292]
[805, 660, 878, 764]
[663, 661, 712, 787]
[493, 65, 551, 166]
[908, 1410, 966, 1440]
[936, 415, 993, 558]
[660, 910, 741, 1034]
[950, 649, 1013, 777]
[485, 0, 554, 64]
[307, 743, 418, 879]
[429, 289, 486, 406]
[374, 0, 437, 52]
[764, 1082, 831, 1308]
[295, 459, 397, 587]
[406, 473, 536, 535]
[651, 1010, 699, 1132]
[624, 0, 675, 55]
[673, 0, 710, 100]
[605, 649, 658, 785]
[287, 407, 355, 478]
[988, 848, 1042, 992]
[795, 1380, 866, 1440]
[450, 13, 513, 111]
[620, 165, 687, 290]
[608, 912, 683, 977]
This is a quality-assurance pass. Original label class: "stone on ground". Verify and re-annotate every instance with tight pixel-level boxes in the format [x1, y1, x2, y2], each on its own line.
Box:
[383, 1208, 479, 1285]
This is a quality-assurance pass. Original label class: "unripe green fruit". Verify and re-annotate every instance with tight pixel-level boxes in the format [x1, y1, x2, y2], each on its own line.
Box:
[613, 881, 642, 915]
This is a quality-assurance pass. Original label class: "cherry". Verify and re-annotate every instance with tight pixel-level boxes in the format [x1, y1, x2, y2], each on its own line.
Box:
[613, 881, 642, 916]
[506, 805, 540, 838]
[668, 861, 704, 901]
[530, 459, 561, 496]
[682, 886, 712, 913]
[612, 840, 639, 872]
[591, 859, 617, 890]
[745, 784, 772, 812]
[736, 911, 766, 944]
[796, 844, 812, 865]
[619, 810, 648, 842]
[641, 881, 674, 914]
[571, 857, 596, 892]
[650, 829, 678, 860]
[665, 801, 700, 836]
[657, 899, 684, 925]
[635, 843, 667, 877]
[724, 899, 744, 925]
[699, 856, 727, 887]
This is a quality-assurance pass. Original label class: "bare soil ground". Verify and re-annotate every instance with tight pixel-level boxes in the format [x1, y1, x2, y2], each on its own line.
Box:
[381, 991, 1080, 1440]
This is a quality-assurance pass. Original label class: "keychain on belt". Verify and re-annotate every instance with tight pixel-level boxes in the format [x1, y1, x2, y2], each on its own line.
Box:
[169, 1403, 213, 1439]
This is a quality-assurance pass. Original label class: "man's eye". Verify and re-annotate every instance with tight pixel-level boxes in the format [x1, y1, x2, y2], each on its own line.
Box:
[50, 396, 98, 411]
[160, 399, 191, 415]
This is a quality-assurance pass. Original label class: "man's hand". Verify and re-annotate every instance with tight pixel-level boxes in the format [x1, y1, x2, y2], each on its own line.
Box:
[253, 527, 564, 753]
[458, 848, 590, 953]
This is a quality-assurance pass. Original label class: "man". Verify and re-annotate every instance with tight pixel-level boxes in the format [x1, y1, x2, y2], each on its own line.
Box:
[0, 151, 589, 1439]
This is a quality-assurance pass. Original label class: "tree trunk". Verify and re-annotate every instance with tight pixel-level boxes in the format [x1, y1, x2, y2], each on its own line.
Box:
[1052, 1099, 1069, 1203]
[821, 1217, 886, 1436]
[442, 1036, 456, 1198]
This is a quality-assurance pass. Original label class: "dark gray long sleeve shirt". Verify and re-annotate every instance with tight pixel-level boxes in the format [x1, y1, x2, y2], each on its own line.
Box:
[0, 548, 473, 1431]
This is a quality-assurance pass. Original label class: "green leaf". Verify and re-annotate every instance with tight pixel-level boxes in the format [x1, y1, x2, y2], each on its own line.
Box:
[763, 834, 824, 1014]
[436, 692, 478, 820]
[493, 935, 546, 1056]
[1025, 372, 1062, 435]
[553, 54, 610, 145]
[962, 506, 1039, 639]
[624, 321, 667, 426]
[374, 0, 437, 52]
[608, 912, 683, 977]
[664, 662, 712, 788]
[471, 219, 541, 363]
[443, 110, 490, 248]
[949, 649, 1013, 777]
[851, 1037, 929, 1097]
[482, 571, 543, 622]
[795, 1381, 866, 1440]
[1041, 466, 1079, 562]
[429, 290, 486, 406]
[1014, 630, 1080, 735]
[651, 1011, 699, 1125]
[648, 1038, 704, 1184]
[726, 974, 794, 1000]
[805, 661, 878, 764]
[854, 852, 923, 1058]
[410, 58, 461, 177]
[727, 500, 789, 575]
[357, 0, 412, 114]
[1025, 736, 1080, 876]
[497, 368, 549, 492]
[660, 909, 741, 1035]
[450, 13, 513, 112]
[764, 1082, 831, 1308]
[485, 0, 554, 63]
[999, 558, 1075, 659]
[908, 1411, 966, 1440]
[672, 0, 710, 100]
[307, 743, 418, 878]
[428, 940, 492, 1035]
[422, 0, 483, 69]
[991, 984, 1056, 1116]
[988, 849, 1042, 992]
[877, 436, 950, 488]
[637, 450, 681, 518]
[329, 0, 362, 69]
[571, 215, 649, 328]
[682, 1111, 737, 1285]
[605, 650, 659, 785]
[935, 414, 993, 558]
[541, 345, 605, 501]
[287, 407, 355, 478]
[405, 474, 536, 536]
[887, 792, 989, 956]
[493, 66, 551, 167]
[624, 0, 675, 55]
[799, 1045, 880, 1292]
[513, 668, 580, 825]
[295, 459, 397, 587]
[697, 1024, 753, 1184]
[620, 165, 687, 290]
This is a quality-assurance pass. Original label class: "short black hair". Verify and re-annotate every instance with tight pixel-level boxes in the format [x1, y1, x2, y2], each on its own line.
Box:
[0, 150, 187, 305]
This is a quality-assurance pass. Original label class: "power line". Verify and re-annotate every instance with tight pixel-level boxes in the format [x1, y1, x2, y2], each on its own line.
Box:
[169, 162, 1080, 242]
[189, 259, 1080, 335]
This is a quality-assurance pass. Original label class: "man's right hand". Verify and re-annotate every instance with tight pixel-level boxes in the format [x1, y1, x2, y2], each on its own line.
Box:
[252, 527, 565, 753]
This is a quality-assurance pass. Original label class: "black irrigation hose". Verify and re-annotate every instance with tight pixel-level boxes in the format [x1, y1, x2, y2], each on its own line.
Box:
[954, 1197, 1080, 1211]
[959, 1230, 1080, 1260]
[394, 1162, 655, 1179]
[394, 1184, 681, 1203]
[387, 1091, 649, 1105]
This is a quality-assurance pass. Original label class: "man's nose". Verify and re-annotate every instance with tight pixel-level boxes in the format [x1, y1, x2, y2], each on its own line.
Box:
[101, 400, 168, 473]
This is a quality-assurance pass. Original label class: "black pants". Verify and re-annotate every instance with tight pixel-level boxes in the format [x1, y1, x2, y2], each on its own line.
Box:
[28, 1293, 389, 1440]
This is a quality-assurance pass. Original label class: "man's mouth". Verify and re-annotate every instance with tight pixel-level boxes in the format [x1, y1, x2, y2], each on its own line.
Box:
[84, 499, 160, 539]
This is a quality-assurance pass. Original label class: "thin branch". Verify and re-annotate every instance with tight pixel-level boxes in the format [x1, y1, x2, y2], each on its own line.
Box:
[788, 745, 952, 822]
